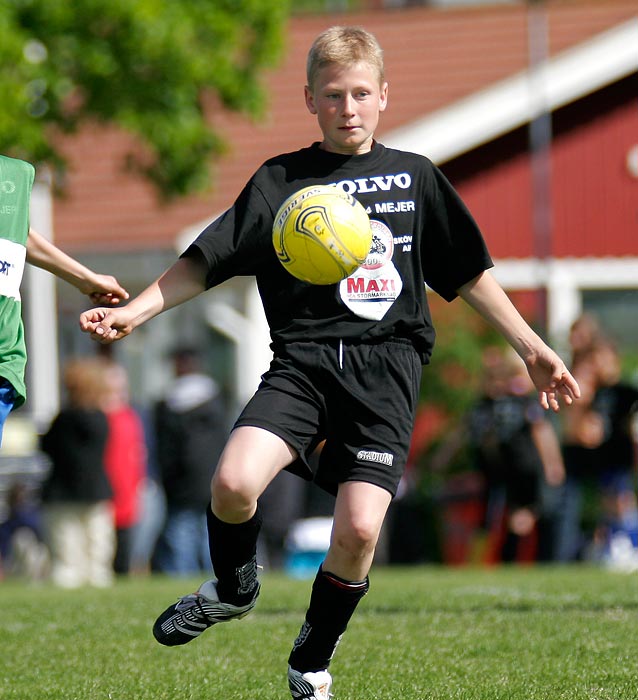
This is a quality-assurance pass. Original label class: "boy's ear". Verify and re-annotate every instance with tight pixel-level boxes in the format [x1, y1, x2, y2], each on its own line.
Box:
[304, 85, 317, 115]
[379, 82, 389, 112]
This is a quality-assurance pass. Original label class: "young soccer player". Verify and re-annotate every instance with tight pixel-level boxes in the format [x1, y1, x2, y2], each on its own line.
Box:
[79, 26, 579, 700]
[1, 154, 129, 446]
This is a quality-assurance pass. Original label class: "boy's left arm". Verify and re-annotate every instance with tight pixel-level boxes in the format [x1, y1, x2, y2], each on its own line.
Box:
[457, 270, 580, 411]
[26, 228, 129, 305]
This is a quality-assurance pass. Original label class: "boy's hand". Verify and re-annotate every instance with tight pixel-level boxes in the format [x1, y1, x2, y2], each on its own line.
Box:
[525, 347, 580, 412]
[77, 274, 129, 305]
[79, 307, 133, 344]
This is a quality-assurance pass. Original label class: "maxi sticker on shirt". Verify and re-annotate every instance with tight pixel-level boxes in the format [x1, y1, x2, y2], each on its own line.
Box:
[339, 219, 403, 321]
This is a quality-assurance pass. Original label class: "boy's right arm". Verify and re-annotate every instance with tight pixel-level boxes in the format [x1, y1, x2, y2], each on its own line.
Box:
[457, 270, 580, 411]
[79, 256, 207, 344]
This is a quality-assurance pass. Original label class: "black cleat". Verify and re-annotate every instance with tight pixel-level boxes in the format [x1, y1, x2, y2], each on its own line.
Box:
[153, 579, 260, 646]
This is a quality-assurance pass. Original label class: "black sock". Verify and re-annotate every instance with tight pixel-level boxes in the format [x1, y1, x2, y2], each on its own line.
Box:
[206, 503, 262, 605]
[288, 567, 369, 673]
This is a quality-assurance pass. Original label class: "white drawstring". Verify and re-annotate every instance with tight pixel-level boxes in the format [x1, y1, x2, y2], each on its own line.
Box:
[338, 339, 344, 370]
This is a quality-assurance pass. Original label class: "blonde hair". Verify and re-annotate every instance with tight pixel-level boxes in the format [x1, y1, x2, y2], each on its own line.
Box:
[306, 26, 385, 90]
[62, 357, 109, 410]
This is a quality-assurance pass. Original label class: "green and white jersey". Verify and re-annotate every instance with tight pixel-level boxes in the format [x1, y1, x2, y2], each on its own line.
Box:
[0, 155, 35, 409]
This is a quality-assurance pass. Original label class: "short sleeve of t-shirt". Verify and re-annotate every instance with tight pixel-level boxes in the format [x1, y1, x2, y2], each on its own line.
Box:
[420, 165, 493, 301]
[182, 178, 274, 288]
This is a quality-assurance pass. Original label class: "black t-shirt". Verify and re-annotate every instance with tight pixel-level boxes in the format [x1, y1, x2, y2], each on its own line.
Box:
[592, 382, 638, 470]
[185, 142, 493, 363]
[467, 394, 546, 508]
[154, 396, 227, 508]
[40, 408, 113, 503]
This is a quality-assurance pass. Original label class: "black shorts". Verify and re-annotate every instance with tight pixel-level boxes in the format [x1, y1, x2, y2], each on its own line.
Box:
[234, 339, 422, 497]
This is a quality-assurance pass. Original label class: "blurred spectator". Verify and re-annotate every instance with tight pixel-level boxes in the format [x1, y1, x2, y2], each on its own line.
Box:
[568, 313, 602, 367]
[40, 357, 115, 588]
[101, 360, 146, 576]
[128, 407, 166, 576]
[0, 481, 48, 580]
[589, 341, 638, 567]
[554, 350, 605, 561]
[465, 348, 565, 563]
[152, 347, 228, 575]
[555, 325, 638, 567]
[424, 346, 566, 565]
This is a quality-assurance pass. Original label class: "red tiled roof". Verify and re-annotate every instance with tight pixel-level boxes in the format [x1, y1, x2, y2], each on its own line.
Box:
[52, 0, 638, 253]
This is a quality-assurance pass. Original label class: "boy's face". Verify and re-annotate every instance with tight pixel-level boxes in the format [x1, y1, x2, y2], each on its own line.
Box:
[305, 61, 388, 156]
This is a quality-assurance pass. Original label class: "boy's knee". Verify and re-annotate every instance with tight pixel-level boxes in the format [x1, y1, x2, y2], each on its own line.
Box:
[211, 471, 255, 519]
[332, 517, 380, 558]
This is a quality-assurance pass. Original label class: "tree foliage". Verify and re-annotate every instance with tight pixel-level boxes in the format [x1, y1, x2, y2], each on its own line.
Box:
[0, 0, 289, 198]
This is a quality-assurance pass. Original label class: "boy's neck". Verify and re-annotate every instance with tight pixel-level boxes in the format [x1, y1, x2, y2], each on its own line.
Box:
[318, 139, 376, 155]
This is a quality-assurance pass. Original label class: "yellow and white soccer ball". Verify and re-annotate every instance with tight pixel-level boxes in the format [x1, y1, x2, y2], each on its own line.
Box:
[272, 185, 372, 285]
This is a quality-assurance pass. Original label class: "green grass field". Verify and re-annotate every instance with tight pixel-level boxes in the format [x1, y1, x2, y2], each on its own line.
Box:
[3, 565, 638, 700]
